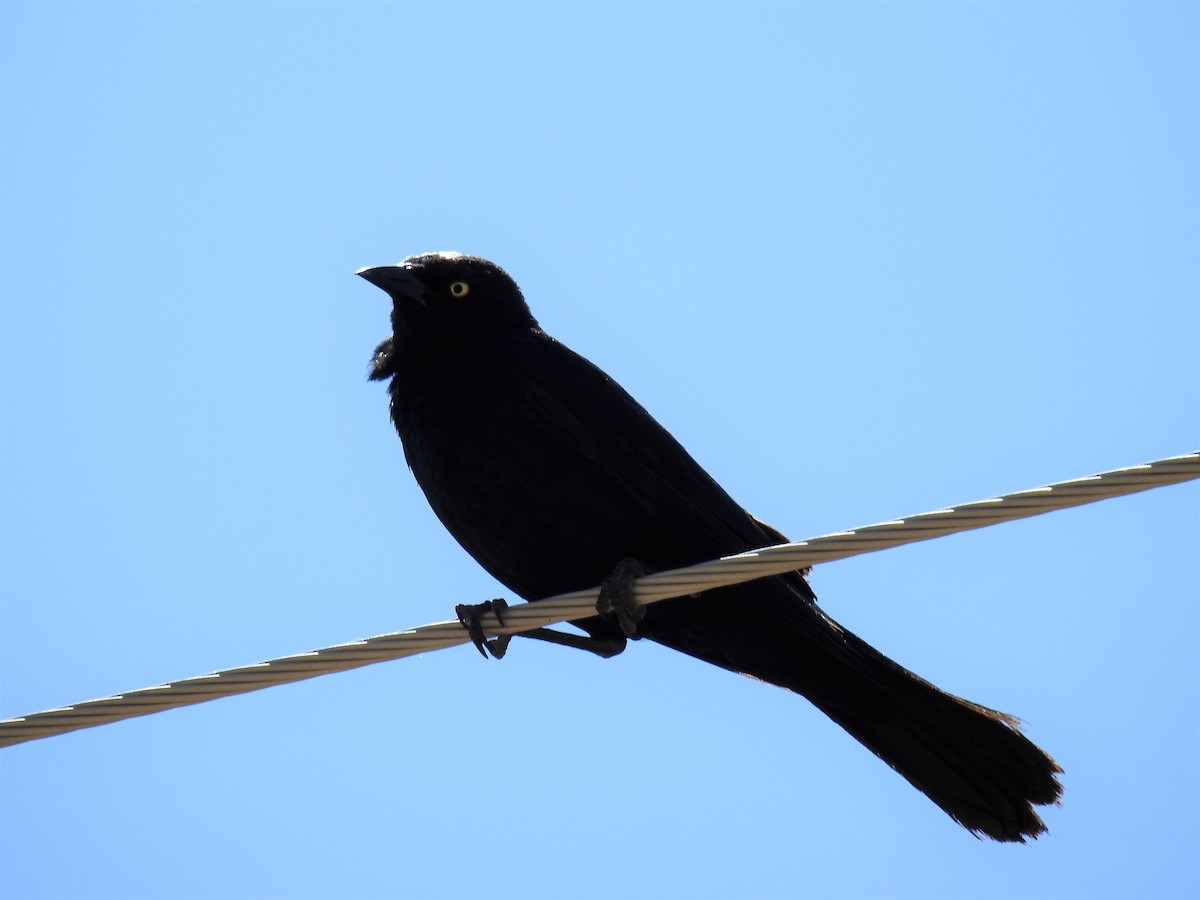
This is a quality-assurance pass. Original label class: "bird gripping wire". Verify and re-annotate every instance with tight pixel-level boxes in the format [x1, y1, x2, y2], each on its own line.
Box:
[1, 451, 1196, 749]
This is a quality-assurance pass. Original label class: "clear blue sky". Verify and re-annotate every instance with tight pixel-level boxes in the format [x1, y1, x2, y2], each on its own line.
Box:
[1, 3, 1196, 899]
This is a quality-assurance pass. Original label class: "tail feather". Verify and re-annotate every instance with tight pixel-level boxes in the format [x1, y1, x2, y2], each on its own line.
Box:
[640, 587, 1063, 842]
[804, 627, 1063, 841]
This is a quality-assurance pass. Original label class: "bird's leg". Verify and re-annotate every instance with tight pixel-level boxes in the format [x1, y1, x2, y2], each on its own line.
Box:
[597, 557, 649, 637]
[509, 628, 627, 658]
[455, 599, 627, 660]
[455, 599, 513, 659]
[456, 557, 649, 660]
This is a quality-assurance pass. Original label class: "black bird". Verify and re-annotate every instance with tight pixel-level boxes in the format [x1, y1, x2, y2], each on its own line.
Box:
[359, 251, 1062, 841]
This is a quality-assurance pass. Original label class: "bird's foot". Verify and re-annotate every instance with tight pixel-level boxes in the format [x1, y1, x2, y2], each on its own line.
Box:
[597, 557, 649, 637]
[455, 599, 512, 659]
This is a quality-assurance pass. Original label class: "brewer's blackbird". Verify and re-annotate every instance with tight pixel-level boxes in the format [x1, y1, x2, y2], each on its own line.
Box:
[359, 251, 1062, 841]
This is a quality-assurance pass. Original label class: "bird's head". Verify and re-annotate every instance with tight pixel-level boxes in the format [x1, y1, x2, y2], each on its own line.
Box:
[359, 252, 537, 379]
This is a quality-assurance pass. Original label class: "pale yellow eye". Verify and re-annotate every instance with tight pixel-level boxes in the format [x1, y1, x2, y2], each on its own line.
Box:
[449, 281, 470, 298]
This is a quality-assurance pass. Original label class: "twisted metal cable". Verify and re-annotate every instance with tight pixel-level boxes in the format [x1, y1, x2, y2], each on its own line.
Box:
[2, 451, 1196, 749]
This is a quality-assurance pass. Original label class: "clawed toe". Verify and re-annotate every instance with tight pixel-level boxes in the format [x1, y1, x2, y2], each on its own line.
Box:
[455, 598, 512, 659]
[597, 557, 649, 637]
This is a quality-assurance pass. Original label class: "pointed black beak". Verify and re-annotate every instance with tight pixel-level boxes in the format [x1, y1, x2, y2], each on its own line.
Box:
[356, 265, 428, 303]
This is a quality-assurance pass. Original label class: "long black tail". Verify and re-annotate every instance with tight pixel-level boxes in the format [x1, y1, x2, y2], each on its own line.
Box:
[639, 583, 1064, 842]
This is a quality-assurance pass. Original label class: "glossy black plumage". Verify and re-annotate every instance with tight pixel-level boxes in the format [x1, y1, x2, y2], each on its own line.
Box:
[361, 252, 1063, 841]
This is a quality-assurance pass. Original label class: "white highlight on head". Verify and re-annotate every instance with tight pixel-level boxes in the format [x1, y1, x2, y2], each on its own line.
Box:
[403, 251, 468, 265]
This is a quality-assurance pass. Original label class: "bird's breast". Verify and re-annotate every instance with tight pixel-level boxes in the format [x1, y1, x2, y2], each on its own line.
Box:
[388, 344, 643, 600]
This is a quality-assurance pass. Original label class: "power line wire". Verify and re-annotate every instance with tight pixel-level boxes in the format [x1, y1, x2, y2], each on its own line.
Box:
[2, 451, 1195, 749]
